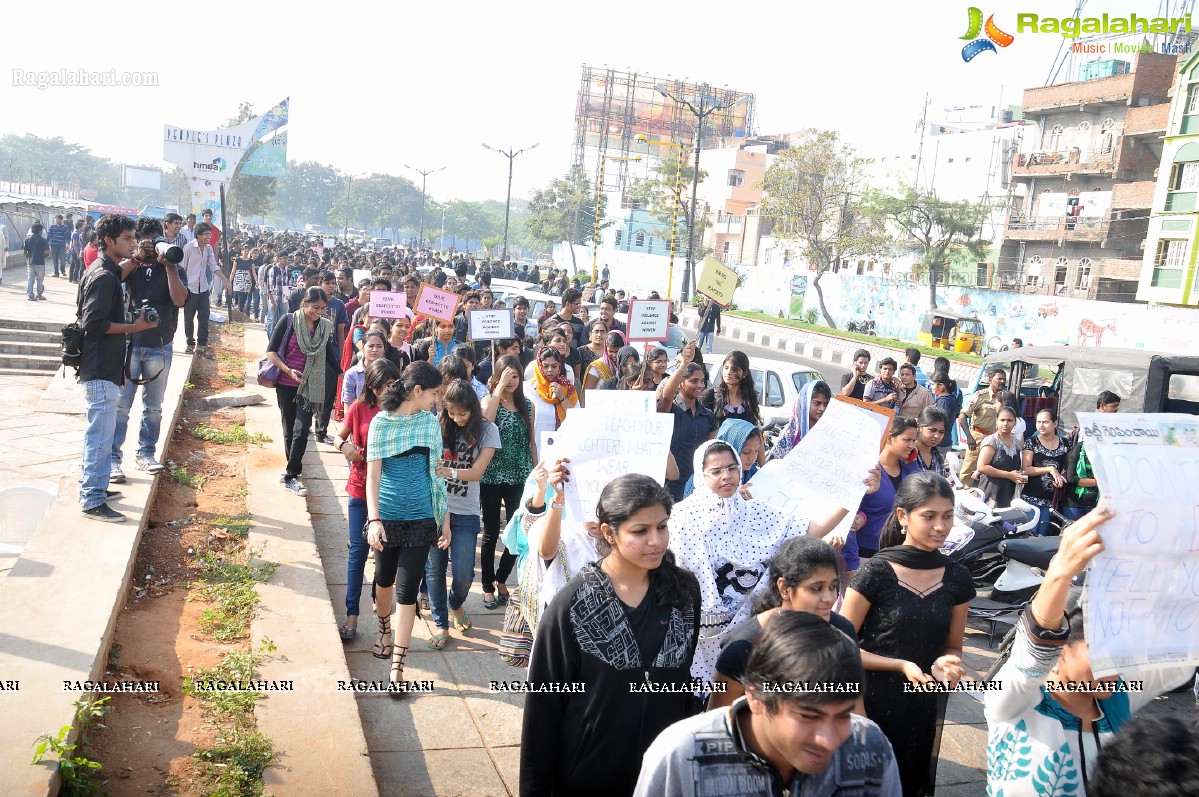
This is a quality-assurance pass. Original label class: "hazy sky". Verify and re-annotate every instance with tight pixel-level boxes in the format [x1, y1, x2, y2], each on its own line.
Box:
[0, 0, 1179, 203]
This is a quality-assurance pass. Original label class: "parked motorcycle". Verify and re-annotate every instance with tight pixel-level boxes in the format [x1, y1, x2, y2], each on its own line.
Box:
[944, 486, 1039, 587]
[847, 319, 877, 336]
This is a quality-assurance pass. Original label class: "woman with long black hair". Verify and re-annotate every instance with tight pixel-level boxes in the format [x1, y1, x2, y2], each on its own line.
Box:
[521, 474, 700, 797]
[481, 354, 537, 610]
[264, 285, 340, 497]
[364, 361, 450, 693]
[842, 472, 976, 796]
[700, 349, 762, 429]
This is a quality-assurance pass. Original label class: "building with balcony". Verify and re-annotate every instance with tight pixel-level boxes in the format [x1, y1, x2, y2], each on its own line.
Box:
[998, 51, 1177, 301]
[1138, 50, 1199, 306]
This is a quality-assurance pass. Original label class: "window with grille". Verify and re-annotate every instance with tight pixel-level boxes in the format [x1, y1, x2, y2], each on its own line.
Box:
[1189, 85, 1199, 114]
[1151, 239, 1188, 289]
[1169, 162, 1199, 191]
[635, 231, 645, 247]
[1076, 258, 1092, 290]
[728, 169, 745, 187]
[614, 230, 622, 246]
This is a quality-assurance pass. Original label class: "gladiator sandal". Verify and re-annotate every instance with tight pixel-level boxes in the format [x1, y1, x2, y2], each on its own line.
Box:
[372, 612, 393, 659]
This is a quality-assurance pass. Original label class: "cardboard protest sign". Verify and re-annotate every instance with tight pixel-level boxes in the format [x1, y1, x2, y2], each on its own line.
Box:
[626, 299, 672, 342]
[1078, 412, 1199, 677]
[582, 390, 658, 415]
[696, 256, 738, 307]
[352, 268, 371, 287]
[547, 409, 674, 525]
[369, 291, 407, 319]
[750, 396, 890, 517]
[323, 237, 336, 249]
[467, 308, 514, 341]
[414, 284, 460, 323]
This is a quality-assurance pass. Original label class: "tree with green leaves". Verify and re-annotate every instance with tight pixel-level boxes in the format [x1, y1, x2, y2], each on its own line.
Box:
[867, 185, 994, 309]
[626, 154, 704, 262]
[526, 167, 596, 275]
[0, 133, 117, 198]
[758, 129, 884, 327]
[272, 160, 343, 229]
[220, 102, 278, 222]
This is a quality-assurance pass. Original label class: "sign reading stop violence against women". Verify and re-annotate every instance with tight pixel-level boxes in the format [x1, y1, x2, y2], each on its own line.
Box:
[414, 284, 460, 323]
[626, 299, 671, 342]
[467, 308, 514, 341]
[1078, 412, 1199, 677]
[369, 291, 407, 319]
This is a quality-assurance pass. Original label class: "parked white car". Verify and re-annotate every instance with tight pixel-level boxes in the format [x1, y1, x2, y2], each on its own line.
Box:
[703, 356, 826, 426]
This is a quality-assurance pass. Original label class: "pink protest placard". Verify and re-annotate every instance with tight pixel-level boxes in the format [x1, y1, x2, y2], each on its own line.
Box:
[625, 299, 671, 342]
[414, 284, 460, 323]
[369, 291, 407, 319]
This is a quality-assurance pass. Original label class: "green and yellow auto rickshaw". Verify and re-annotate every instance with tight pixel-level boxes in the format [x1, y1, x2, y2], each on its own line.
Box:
[918, 309, 985, 354]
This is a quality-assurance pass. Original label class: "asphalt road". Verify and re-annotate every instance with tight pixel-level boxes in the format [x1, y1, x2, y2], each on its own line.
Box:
[706, 333, 851, 388]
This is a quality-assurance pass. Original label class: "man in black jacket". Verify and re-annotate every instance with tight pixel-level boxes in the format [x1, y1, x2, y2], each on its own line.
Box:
[110, 216, 187, 483]
[79, 214, 159, 522]
[23, 222, 50, 301]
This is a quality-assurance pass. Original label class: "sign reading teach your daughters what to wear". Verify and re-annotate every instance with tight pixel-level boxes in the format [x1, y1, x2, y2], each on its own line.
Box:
[1078, 412, 1199, 678]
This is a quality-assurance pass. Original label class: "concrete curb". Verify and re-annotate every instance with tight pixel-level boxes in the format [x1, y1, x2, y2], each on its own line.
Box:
[0, 339, 195, 796]
[242, 328, 377, 794]
[680, 308, 979, 384]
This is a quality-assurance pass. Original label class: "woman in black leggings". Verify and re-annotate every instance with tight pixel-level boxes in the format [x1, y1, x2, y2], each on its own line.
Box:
[365, 362, 450, 693]
[479, 354, 537, 609]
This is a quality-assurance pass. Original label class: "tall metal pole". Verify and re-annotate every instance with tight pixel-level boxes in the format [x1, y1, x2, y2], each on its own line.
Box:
[684, 101, 705, 304]
[418, 172, 427, 249]
[343, 174, 351, 242]
[502, 154, 514, 261]
[667, 145, 685, 300]
[591, 156, 606, 284]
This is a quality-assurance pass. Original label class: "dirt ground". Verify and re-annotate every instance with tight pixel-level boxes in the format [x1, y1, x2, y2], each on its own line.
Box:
[89, 323, 262, 796]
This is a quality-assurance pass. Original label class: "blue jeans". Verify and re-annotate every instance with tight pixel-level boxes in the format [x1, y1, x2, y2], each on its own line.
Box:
[112, 344, 172, 464]
[1060, 506, 1091, 523]
[51, 243, 67, 275]
[251, 286, 261, 319]
[26, 262, 45, 298]
[697, 330, 714, 354]
[80, 380, 120, 510]
[424, 513, 481, 630]
[1031, 504, 1053, 537]
[264, 303, 280, 340]
[346, 497, 370, 618]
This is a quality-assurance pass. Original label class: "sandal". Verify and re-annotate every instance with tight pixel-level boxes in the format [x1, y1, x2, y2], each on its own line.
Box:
[452, 610, 472, 634]
[339, 620, 358, 642]
[483, 593, 499, 610]
[389, 645, 409, 700]
[496, 587, 510, 606]
[372, 613, 393, 659]
[426, 629, 450, 650]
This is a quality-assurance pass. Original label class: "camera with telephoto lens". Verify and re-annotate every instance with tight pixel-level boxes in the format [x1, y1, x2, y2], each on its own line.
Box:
[153, 236, 184, 264]
[132, 299, 160, 326]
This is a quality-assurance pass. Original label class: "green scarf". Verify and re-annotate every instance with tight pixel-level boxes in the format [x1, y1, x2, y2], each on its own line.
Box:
[292, 310, 332, 414]
[1073, 443, 1097, 502]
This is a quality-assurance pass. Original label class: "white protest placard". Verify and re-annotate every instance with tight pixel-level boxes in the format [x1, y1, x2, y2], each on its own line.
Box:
[468, 308, 515, 341]
[369, 291, 407, 319]
[353, 268, 372, 287]
[626, 299, 671, 342]
[324, 237, 336, 249]
[1077, 412, 1199, 677]
[581, 389, 658, 415]
[548, 409, 675, 525]
[752, 396, 890, 516]
[414, 284, 460, 323]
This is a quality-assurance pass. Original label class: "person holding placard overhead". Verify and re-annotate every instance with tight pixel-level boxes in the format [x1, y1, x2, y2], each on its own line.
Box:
[984, 505, 1196, 797]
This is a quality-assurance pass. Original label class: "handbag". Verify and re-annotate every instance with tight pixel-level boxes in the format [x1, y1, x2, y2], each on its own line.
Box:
[256, 314, 293, 388]
[497, 601, 533, 668]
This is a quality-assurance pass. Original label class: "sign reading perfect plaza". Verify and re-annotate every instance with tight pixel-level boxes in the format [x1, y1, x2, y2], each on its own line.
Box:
[1017, 12, 1190, 37]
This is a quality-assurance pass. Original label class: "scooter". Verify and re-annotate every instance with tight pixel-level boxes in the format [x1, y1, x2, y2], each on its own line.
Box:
[988, 510, 1074, 603]
[944, 486, 1039, 587]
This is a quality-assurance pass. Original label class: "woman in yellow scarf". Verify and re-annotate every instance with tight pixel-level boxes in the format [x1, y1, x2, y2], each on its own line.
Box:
[528, 346, 577, 439]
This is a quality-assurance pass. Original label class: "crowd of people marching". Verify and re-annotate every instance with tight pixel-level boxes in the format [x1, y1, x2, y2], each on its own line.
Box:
[70, 217, 1196, 797]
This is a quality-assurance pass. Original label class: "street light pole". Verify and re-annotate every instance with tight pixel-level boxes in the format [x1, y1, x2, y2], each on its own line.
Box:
[482, 142, 539, 261]
[592, 154, 641, 284]
[405, 164, 444, 250]
[635, 134, 685, 300]
[654, 83, 748, 302]
[342, 172, 367, 243]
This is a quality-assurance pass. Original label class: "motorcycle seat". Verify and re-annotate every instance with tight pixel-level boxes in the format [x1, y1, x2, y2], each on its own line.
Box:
[995, 505, 1032, 524]
[998, 536, 1060, 570]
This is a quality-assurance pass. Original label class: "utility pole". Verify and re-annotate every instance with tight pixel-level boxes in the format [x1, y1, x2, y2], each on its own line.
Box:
[405, 164, 444, 250]
[482, 142, 539, 261]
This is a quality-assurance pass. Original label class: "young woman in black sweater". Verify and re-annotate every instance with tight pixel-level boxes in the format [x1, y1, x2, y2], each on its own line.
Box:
[520, 474, 701, 797]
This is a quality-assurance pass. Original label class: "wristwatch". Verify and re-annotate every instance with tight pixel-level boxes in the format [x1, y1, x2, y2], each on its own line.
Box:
[550, 499, 566, 511]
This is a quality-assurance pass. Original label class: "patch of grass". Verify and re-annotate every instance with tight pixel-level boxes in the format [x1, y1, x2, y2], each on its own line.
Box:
[194, 731, 273, 797]
[171, 467, 204, 489]
[216, 352, 249, 368]
[190, 423, 272, 447]
[191, 549, 276, 642]
[222, 322, 246, 335]
[209, 513, 253, 539]
[31, 697, 111, 796]
[107, 641, 123, 673]
[221, 374, 244, 385]
[727, 310, 984, 365]
[184, 381, 196, 390]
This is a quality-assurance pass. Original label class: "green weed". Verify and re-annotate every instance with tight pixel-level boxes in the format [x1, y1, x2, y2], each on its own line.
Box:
[190, 423, 271, 447]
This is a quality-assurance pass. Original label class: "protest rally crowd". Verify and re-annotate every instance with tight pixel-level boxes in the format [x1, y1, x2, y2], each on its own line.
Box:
[64, 214, 1198, 797]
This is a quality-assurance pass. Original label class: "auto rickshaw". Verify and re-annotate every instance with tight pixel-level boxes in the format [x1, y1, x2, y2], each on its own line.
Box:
[918, 309, 985, 354]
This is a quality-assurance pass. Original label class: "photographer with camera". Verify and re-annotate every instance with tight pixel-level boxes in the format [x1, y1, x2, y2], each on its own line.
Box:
[78, 215, 162, 523]
[109, 217, 187, 484]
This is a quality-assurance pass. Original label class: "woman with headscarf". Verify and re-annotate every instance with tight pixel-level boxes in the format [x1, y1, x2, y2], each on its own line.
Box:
[681, 418, 761, 498]
[597, 345, 640, 391]
[669, 438, 876, 684]
[528, 346, 577, 436]
[581, 330, 625, 399]
[768, 380, 832, 461]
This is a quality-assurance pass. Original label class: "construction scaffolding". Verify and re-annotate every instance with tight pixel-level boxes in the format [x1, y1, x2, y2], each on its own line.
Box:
[572, 65, 756, 197]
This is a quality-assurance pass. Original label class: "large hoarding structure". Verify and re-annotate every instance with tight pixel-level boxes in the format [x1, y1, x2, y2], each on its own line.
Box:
[572, 66, 756, 198]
